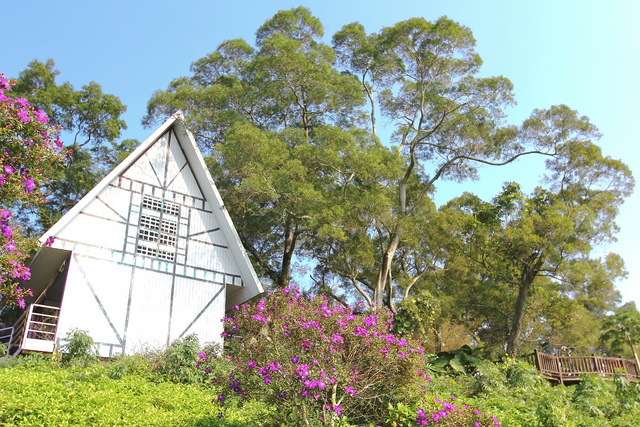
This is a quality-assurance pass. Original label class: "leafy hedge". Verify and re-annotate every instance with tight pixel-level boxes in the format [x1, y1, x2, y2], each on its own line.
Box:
[0, 356, 270, 426]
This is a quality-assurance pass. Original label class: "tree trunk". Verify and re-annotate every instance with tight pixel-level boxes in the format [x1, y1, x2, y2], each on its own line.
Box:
[434, 323, 443, 353]
[506, 256, 544, 358]
[375, 229, 401, 308]
[278, 216, 297, 288]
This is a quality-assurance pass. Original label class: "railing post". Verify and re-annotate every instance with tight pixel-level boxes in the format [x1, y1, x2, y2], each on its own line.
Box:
[556, 353, 564, 385]
[21, 304, 36, 344]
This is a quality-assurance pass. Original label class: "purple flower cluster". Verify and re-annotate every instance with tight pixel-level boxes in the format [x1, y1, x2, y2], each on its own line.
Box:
[414, 397, 500, 426]
[200, 287, 434, 424]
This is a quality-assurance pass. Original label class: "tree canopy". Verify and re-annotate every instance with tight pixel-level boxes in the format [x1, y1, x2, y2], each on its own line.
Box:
[10, 59, 135, 232]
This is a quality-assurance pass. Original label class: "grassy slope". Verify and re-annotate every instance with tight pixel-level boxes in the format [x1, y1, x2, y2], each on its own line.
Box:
[1, 355, 639, 426]
[0, 360, 266, 426]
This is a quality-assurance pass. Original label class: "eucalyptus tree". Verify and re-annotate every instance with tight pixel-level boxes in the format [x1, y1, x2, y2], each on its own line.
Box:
[145, 8, 632, 313]
[440, 107, 633, 356]
[145, 7, 379, 287]
[330, 17, 591, 309]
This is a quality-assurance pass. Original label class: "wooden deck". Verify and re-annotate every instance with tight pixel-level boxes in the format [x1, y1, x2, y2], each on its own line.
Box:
[526, 349, 639, 384]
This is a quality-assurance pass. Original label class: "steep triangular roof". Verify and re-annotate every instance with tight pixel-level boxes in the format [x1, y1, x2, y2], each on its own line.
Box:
[39, 111, 263, 308]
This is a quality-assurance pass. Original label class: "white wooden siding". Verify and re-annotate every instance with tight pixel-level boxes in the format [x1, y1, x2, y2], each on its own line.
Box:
[48, 126, 244, 355]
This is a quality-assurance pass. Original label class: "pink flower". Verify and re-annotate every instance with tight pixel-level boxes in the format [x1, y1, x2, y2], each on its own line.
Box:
[34, 109, 48, 124]
[17, 109, 30, 122]
[4, 165, 14, 174]
[17, 298, 25, 309]
[24, 177, 36, 192]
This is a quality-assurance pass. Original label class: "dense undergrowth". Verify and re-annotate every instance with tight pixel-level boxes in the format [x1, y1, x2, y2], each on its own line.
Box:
[1, 334, 639, 426]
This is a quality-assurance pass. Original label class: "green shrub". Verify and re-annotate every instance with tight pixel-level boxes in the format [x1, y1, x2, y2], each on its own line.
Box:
[0, 361, 272, 425]
[155, 334, 209, 384]
[108, 353, 157, 380]
[59, 329, 99, 365]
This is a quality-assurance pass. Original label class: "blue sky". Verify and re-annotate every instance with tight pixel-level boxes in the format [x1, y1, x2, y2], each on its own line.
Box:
[4, 0, 640, 306]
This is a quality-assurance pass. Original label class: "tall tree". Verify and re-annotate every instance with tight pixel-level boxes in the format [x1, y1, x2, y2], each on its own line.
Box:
[144, 9, 633, 318]
[145, 7, 374, 287]
[439, 107, 633, 356]
[11, 59, 132, 231]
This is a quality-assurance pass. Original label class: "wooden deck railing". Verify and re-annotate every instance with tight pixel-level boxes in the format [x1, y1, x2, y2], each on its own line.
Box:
[528, 349, 639, 384]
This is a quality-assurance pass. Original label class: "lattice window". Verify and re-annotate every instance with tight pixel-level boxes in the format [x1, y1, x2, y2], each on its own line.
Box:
[136, 245, 175, 261]
[142, 196, 180, 216]
[137, 210, 178, 260]
[157, 250, 175, 261]
[161, 220, 177, 235]
[136, 245, 156, 257]
[140, 215, 160, 230]
[138, 229, 159, 242]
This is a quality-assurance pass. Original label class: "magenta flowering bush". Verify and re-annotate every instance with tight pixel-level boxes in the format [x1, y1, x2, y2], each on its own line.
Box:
[199, 287, 431, 425]
[0, 73, 65, 308]
[387, 396, 501, 426]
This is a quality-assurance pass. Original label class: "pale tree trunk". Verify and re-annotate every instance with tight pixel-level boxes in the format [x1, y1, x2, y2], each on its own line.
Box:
[506, 256, 544, 358]
[627, 334, 640, 371]
[375, 229, 401, 308]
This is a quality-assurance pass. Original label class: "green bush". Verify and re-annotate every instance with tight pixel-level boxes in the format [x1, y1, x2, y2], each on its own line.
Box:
[59, 329, 99, 365]
[108, 352, 157, 380]
[0, 360, 272, 425]
[155, 334, 210, 384]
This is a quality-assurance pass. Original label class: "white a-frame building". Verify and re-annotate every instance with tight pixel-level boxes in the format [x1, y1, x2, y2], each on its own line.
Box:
[4, 112, 263, 357]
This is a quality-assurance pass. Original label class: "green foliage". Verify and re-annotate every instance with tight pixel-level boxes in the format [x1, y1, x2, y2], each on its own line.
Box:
[1, 352, 639, 425]
[108, 352, 158, 380]
[430, 345, 486, 374]
[600, 303, 640, 360]
[392, 289, 439, 340]
[59, 329, 98, 365]
[9, 59, 132, 231]
[0, 359, 272, 426]
[156, 334, 209, 385]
